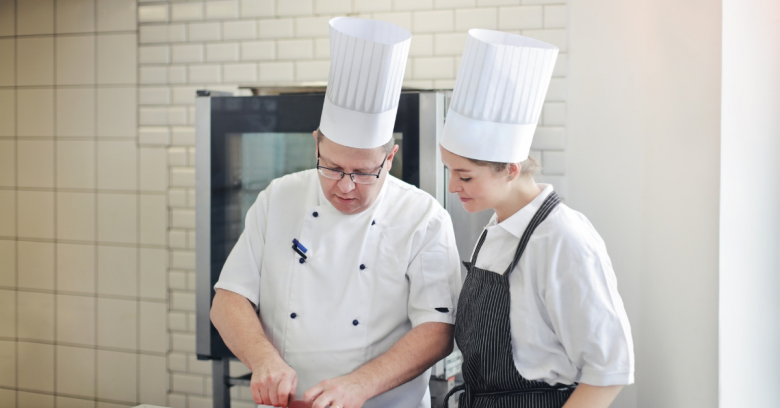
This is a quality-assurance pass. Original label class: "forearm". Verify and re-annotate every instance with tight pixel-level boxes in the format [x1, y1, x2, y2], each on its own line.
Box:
[561, 383, 623, 408]
[350, 322, 454, 398]
[210, 289, 281, 370]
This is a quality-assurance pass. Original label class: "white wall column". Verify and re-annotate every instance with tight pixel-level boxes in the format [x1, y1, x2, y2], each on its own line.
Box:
[719, 0, 780, 407]
[567, 1, 722, 407]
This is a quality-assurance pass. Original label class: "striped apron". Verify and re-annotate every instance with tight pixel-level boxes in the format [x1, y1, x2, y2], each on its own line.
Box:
[445, 191, 576, 408]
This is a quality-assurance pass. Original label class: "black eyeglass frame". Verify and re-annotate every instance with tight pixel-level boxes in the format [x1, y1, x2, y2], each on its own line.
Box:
[316, 148, 389, 184]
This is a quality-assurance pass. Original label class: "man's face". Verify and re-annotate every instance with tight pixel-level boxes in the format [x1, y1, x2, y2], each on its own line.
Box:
[314, 132, 398, 215]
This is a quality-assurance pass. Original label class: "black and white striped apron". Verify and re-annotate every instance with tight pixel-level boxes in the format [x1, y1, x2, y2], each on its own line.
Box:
[445, 191, 576, 408]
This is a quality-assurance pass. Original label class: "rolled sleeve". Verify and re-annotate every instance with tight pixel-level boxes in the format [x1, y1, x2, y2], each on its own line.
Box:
[213, 190, 269, 307]
[544, 229, 635, 386]
[407, 209, 462, 327]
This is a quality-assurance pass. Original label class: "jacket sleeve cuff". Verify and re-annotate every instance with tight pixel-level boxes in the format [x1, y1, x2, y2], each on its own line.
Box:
[410, 310, 455, 328]
[578, 369, 634, 386]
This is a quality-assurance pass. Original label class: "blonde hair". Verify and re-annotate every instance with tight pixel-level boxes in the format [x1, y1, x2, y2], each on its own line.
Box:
[467, 156, 541, 177]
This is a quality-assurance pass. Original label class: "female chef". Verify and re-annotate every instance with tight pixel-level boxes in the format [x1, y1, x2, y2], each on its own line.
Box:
[439, 29, 634, 408]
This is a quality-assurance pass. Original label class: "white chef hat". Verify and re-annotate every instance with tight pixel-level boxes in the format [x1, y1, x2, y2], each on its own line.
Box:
[440, 29, 558, 163]
[319, 17, 411, 149]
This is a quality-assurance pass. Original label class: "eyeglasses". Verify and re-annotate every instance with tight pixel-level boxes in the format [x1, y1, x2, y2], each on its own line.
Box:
[316, 150, 388, 185]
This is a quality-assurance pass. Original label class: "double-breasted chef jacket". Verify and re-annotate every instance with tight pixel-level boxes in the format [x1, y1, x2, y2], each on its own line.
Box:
[470, 184, 634, 387]
[215, 169, 463, 408]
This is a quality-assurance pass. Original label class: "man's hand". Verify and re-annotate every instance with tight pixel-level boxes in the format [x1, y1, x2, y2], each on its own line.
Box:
[300, 322, 452, 408]
[211, 289, 299, 406]
[302, 374, 371, 408]
[250, 354, 299, 407]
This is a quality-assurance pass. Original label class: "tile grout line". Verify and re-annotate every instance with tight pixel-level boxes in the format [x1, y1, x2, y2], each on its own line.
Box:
[0, 84, 139, 91]
[0, 237, 167, 251]
[52, 0, 58, 402]
[0, 186, 170, 196]
[13, 1, 19, 407]
[93, 0, 99, 404]
[0, 384, 157, 407]
[0, 337, 169, 356]
[137, 0, 143, 398]
[183, 0, 194, 402]
[162, 2, 175, 405]
[0, 286, 170, 303]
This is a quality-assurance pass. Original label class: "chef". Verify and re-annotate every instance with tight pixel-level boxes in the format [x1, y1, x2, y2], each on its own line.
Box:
[439, 29, 634, 407]
[210, 17, 462, 408]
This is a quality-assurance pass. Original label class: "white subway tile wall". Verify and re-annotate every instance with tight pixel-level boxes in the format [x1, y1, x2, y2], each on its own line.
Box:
[223, 20, 257, 39]
[0, 0, 568, 406]
[0, 0, 170, 406]
[206, 42, 240, 61]
[206, 0, 239, 20]
[172, 2, 204, 22]
[0, 40, 13, 86]
[97, 0, 138, 32]
[57, 0, 97, 34]
[454, 7, 496, 30]
[16, 0, 54, 36]
[55, 35, 96, 85]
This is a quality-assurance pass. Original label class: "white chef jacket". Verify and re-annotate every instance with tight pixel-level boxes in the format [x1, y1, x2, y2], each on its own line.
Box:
[215, 169, 462, 408]
[471, 184, 634, 386]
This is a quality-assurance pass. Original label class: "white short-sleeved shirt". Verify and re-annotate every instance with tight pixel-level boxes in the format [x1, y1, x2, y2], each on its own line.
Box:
[214, 169, 462, 407]
[472, 184, 634, 386]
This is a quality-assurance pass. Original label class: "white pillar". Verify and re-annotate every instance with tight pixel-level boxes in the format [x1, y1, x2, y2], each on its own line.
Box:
[719, 0, 780, 406]
[568, 1, 722, 407]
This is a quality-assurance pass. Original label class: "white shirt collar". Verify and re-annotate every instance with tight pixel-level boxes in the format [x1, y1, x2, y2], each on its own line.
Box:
[486, 184, 555, 238]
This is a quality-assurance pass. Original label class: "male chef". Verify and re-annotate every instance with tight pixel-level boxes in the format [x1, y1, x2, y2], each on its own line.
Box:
[210, 17, 462, 408]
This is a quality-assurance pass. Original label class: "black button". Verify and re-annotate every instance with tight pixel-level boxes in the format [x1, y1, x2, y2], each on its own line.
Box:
[313, 212, 319, 217]
[299, 258, 305, 264]
[371, 220, 376, 225]
[291, 313, 297, 319]
[359, 264, 366, 270]
[352, 319, 359, 326]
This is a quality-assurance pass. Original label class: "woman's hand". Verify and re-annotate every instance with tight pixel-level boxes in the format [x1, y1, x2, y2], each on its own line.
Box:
[561, 383, 623, 408]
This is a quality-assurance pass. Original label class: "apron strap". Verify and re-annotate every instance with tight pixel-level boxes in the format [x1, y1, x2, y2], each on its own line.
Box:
[443, 383, 467, 408]
[504, 191, 561, 276]
[469, 229, 489, 265]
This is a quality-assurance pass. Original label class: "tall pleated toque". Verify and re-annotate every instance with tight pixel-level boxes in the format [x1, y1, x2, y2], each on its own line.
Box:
[441, 29, 559, 163]
[319, 17, 411, 149]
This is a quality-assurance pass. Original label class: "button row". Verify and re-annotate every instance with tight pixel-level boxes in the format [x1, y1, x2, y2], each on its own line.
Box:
[298, 259, 367, 270]
[289, 313, 359, 326]
[312, 211, 375, 227]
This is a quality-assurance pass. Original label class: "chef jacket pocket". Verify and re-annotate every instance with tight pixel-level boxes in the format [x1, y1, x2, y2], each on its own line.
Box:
[421, 252, 454, 310]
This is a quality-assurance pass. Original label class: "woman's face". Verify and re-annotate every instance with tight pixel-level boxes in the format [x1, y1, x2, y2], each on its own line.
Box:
[440, 146, 508, 213]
